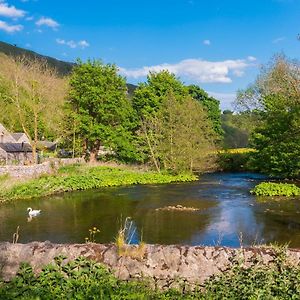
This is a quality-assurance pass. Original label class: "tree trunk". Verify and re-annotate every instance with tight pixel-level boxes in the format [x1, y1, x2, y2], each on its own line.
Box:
[143, 123, 160, 173]
[89, 140, 100, 163]
[31, 111, 38, 164]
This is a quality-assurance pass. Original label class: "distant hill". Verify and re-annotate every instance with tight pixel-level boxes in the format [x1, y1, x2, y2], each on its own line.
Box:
[0, 41, 137, 94]
[0, 41, 74, 75]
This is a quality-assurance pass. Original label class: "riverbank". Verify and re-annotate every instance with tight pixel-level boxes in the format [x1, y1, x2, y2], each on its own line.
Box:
[0, 164, 197, 202]
[1, 242, 300, 298]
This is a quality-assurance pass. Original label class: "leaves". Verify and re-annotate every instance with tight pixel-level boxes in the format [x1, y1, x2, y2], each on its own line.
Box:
[251, 182, 300, 196]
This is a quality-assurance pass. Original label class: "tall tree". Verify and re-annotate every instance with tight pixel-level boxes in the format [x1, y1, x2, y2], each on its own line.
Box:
[67, 60, 138, 162]
[132, 70, 188, 118]
[236, 55, 300, 178]
[187, 85, 223, 136]
[0, 54, 66, 163]
[133, 71, 217, 172]
[157, 93, 217, 172]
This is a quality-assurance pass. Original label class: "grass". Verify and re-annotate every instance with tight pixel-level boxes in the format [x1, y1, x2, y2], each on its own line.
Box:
[0, 164, 197, 202]
[1, 245, 300, 299]
[251, 182, 300, 196]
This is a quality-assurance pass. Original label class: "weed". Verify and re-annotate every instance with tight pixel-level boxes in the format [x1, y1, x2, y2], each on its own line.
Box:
[251, 182, 300, 196]
[12, 226, 20, 244]
[85, 226, 101, 243]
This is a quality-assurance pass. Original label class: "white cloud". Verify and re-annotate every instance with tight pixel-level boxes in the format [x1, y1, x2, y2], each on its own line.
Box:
[272, 36, 285, 44]
[78, 40, 90, 48]
[120, 57, 255, 83]
[247, 56, 257, 62]
[36, 17, 59, 29]
[25, 16, 33, 21]
[0, 1, 26, 18]
[56, 38, 90, 49]
[0, 20, 23, 32]
[203, 39, 211, 46]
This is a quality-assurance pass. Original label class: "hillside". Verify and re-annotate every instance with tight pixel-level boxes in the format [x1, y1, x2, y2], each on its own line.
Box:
[0, 41, 137, 94]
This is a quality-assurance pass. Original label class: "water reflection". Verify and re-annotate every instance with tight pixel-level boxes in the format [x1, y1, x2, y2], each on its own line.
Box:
[0, 172, 300, 247]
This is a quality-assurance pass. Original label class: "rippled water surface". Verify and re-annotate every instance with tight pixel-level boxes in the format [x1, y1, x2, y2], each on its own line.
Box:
[1, 172, 300, 247]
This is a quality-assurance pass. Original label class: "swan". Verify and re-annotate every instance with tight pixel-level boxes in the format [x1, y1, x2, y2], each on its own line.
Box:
[27, 207, 41, 217]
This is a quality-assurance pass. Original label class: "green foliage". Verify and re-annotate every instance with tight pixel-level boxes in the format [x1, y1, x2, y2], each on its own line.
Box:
[146, 93, 217, 173]
[221, 110, 262, 149]
[249, 94, 300, 179]
[187, 85, 223, 136]
[1, 249, 300, 299]
[251, 182, 300, 196]
[204, 246, 300, 299]
[0, 165, 197, 202]
[217, 150, 253, 172]
[236, 56, 300, 179]
[133, 72, 217, 172]
[132, 70, 188, 118]
[67, 59, 140, 162]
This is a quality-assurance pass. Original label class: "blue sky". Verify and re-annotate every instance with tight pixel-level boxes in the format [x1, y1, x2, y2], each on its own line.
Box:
[0, 0, 299, 109]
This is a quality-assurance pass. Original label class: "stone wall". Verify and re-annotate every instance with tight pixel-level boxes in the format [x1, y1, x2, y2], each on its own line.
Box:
[1, 242, 300, 289]
[0, 158, 84, 178]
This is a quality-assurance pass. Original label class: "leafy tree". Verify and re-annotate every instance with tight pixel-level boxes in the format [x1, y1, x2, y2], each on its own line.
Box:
[157, 93, 217, 172]
[67, 60, 139, 162]
[0, 54, 66, 163]
[187, 85, 223, 136]
[236, 56, 300, 178]
[132, 70, 188, 118]
[133, 71, 217, 172]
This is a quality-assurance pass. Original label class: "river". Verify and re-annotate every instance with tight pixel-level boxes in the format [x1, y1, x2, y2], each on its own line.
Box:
[1, 172, 300, 247]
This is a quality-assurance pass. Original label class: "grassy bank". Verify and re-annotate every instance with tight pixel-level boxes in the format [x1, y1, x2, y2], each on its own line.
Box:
[0, 164, 197, 202]
[1, 247, 300, 299]
[251, 182, 300, 197]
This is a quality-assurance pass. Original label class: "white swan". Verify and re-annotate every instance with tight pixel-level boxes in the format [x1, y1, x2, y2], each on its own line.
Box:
[27, 207, 41, 217]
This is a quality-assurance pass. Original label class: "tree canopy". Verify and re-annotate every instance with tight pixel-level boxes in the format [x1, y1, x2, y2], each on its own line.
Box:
[67, 59, 139, 162]
[236, 56, 300, 178]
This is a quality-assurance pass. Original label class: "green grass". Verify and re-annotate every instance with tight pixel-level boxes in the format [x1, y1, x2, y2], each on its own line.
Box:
[1, 246, 300, 300]
[0, 165, 197, 202]
[251, 182, 300, 196]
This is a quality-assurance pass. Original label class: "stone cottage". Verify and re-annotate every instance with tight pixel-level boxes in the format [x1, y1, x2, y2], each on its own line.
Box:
[0, 123, 33, 165]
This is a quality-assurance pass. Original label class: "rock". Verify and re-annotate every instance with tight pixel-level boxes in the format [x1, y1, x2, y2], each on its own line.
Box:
[0, 242, 299, 290]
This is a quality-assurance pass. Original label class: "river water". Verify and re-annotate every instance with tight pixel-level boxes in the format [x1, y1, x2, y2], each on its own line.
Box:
[1, 172, 300, 247]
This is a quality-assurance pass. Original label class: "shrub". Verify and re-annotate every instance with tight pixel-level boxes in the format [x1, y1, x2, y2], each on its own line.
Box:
[1, 248, 300, 299]
[251, 182, 300, 196]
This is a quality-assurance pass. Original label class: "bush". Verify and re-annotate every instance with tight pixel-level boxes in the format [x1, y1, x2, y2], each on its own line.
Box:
[251, 182, 300, 196]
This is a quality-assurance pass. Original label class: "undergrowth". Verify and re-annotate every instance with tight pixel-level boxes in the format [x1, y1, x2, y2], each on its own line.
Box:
[0, 165, 197, 202]
[251, 182, 300, 196]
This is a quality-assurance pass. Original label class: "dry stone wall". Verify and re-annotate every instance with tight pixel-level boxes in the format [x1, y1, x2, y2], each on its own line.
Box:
[0, 158, 84, 178]
[1, 242, 300, 289]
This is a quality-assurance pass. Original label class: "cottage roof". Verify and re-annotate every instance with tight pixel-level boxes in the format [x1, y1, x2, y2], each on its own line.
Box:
[11, 133, 26, 141]
[0, 143, 32, 153]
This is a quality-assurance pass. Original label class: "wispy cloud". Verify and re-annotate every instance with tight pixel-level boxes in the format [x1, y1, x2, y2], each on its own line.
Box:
[272, 36, 285, 44]
[203, 39, 211, 46]
[247, 56, 257, 62]
[120, 56, 256, 84]
[0, 20, 23, 32]
[36, 17, 59, 29]
[0, 1, 26, 18]
[56, 38, 90, 49]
